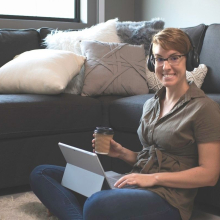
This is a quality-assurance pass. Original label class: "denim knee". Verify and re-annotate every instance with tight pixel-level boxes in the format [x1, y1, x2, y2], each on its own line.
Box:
[29, 165, 45, 186]
[83, 190, 115, 220]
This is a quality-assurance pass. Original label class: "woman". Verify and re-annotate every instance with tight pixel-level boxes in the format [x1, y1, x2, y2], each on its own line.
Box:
[30, 28, 220, 220]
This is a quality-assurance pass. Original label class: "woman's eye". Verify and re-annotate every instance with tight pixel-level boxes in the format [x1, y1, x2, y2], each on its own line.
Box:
[156, 58, 164, 62]
[170, 56, 179, 61]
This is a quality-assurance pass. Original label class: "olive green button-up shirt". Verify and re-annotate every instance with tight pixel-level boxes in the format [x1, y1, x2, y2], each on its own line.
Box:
[133, 82, 220, 220]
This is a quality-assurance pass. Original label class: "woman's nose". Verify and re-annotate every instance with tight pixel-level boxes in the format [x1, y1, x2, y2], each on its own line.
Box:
[163, 60, 172, 70]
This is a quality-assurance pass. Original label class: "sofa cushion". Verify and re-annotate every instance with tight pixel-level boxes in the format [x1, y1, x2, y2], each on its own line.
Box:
[94, 95, 124, 126]
[44, 18, 121, 55]
[109, 94, 154, 133]
[200, 24, 220, 93]
[0, 94, 102, 140]
[0, 29, 40, 67]
[181, 23, 207, 55]
[37, 27, 80, 49]
[37, 27, 54, 48]
[0, 49, 86, 94]
[81, 41, 148, 96]
[116, 18, 165, 56]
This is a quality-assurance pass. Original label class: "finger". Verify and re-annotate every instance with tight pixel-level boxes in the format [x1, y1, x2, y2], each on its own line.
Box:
[114, 175, 128, 187]
[113, 177, 123, 187]
[117, 179, 130, 188]
[92, 139, 95, 148]
[118, 180, 128, 188]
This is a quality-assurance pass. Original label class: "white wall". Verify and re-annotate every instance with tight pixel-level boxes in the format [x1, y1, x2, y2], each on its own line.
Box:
[105, 0, 135, 22]
[134, 0, 220, 28]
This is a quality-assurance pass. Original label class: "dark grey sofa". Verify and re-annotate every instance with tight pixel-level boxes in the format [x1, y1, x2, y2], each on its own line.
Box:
[0, 23, 220, 217]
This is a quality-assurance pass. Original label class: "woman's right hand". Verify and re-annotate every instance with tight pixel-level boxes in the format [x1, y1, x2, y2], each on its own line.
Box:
[92, 134, 124, 158]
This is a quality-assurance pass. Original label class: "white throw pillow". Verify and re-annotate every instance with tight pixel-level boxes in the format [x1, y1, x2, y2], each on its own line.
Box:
[0, 49, 86, 94]
[145, 58, 208, 92]
[44, 18, 121, 55]
[44, 18, 121, 95]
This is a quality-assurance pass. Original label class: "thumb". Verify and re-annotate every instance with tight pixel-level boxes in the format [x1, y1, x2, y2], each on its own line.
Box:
[110, 139, 118, 147]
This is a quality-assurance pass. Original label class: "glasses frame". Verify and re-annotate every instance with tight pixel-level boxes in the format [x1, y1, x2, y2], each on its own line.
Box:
[152, 54, 187, 66]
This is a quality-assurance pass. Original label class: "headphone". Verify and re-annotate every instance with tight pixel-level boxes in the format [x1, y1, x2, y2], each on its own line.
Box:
[147, 32, 200, 72]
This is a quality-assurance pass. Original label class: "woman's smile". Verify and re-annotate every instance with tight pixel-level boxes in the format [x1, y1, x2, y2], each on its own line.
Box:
[162, 73, 176, 79]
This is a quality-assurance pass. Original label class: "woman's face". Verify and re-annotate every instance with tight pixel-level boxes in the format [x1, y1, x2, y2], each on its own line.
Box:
[153, 44, 187, 89]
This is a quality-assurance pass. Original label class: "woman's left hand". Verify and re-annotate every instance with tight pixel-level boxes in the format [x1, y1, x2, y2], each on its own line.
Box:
[114, 173, 156, 188]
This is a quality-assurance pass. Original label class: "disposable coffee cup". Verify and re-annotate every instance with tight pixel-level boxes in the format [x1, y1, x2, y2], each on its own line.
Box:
[94, 127, 114, 155]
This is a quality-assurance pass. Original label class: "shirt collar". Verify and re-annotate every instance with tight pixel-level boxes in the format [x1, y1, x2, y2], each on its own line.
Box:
[154, 81, 205, 102]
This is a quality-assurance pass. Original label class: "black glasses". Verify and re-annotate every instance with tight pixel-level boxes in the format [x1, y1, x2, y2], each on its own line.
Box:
[152, 54, 186, 66]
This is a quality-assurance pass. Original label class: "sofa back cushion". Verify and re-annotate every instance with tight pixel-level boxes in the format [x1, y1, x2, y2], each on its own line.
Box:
[181, 24, 207, 55]
[37, 27, 54, 48]
[0, 29, 40, 67]
[200, 24, 220, 93]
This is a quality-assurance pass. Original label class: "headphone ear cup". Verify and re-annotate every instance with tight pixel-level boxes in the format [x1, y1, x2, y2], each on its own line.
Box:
[192, 50, 200, 68]
[186, 49, 200, 71]
[186, 51, 194, 71]
[147, 44, 155, 72]
[147, 55, 155, 72]
[184, 32, 200, 71]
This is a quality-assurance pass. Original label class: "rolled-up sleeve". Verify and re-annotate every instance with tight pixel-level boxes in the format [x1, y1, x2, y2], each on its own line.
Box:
[194, 100, 220, 143]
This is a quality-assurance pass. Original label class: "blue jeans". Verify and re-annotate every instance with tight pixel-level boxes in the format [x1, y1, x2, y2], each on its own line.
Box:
[30, 165, 181, 220]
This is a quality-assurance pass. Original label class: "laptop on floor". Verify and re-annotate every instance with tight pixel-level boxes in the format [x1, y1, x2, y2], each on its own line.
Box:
[58, 142, 136, 197]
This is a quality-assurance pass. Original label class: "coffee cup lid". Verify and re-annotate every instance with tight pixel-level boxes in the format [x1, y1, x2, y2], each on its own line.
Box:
[95, 127, 114, 135]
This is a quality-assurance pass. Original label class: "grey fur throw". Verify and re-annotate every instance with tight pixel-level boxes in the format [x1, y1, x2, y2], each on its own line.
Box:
[116, 18, 165, 56]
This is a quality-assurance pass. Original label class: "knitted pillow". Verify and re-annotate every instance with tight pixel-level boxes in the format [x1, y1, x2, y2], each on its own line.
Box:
[81, 41, 149, 96]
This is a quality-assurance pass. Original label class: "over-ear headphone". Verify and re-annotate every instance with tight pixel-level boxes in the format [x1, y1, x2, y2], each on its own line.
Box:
[147, 32, 200, 72]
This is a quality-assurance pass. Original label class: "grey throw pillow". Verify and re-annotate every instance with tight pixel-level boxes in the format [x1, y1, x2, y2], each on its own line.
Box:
[116, 18, 165, 56]
[81, 41, 149, 96]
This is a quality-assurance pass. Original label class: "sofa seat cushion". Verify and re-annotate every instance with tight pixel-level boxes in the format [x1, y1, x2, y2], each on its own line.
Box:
[109, 94, 154, 133]
[0, 29, 41, 67]
[0, 94, 102, 140]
